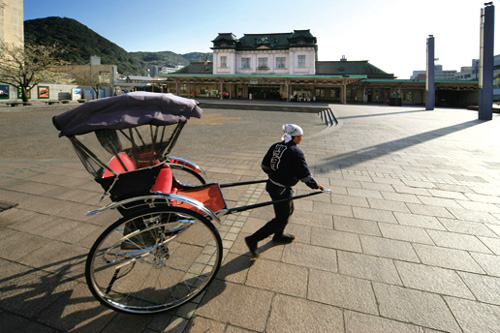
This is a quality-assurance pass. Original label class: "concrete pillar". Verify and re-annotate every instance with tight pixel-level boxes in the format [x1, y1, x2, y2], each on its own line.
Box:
[479, 3, 495, 120]
[341, 81, 347, 104]
[426, 35, 435, 110]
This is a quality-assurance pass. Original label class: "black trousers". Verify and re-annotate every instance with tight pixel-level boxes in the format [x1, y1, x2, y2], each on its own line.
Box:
[249, 180, 294, 242]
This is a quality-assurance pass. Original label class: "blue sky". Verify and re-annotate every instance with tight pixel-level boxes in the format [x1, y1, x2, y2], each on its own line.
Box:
[24, 0, 499, 79]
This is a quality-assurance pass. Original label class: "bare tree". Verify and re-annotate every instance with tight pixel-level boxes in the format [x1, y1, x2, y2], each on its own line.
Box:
[0, 41, 69, 102]
[72, 65, 107, 99]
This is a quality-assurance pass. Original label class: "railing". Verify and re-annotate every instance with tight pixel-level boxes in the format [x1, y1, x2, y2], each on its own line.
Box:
[319, 108, 337, 126]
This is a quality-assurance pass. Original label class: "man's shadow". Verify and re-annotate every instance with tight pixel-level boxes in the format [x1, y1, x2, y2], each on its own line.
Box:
[197, 239, 277, 302]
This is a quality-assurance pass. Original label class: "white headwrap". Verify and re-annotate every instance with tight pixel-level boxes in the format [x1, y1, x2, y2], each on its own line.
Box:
[281, 124, 304, 143]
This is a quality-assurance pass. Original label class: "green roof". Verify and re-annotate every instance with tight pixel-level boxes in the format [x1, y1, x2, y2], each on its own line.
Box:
[173, 62, 213, 74]
[211, 33, 238, 48]
[172, 60, 389, 79]
[316, 61, 394, 79]
[212, 30, 317, 51]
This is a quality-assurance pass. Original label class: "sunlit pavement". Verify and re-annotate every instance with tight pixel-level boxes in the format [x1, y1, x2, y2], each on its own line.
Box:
[1, 102, 500, 332]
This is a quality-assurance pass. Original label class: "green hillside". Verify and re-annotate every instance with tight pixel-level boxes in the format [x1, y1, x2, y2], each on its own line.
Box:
[24, 17, 144, 74]
[130, 51, 213, 67]
[129, 51, 190, 67]
[183, 52, 213, 63]
[24, 17, 212, 75]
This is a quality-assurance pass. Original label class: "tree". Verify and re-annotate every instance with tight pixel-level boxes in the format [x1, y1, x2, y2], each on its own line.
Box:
[0, 41, 69, 102]
[72, 65, 107, 99]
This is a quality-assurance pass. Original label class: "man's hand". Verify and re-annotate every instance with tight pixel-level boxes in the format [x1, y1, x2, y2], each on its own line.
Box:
[317, 183, 325, 190]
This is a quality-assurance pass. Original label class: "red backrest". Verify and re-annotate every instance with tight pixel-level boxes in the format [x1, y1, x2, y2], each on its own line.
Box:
[102, 152, 137, 177]
[150, 165, 173, 194]
[102, 153, 173, 194]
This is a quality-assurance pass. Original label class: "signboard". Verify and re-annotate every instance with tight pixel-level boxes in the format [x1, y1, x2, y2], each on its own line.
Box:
[18, 88, 30, 99]
[0, 85, 9, 99]
[72, 88, 82, 100]
[38, 86, 49, 99]
[84, 88, 93, 100]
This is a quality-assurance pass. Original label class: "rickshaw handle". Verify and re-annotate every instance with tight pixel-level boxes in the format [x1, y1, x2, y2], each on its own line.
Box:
[224, 189, 331, 214]
[220, 179, 267, 188]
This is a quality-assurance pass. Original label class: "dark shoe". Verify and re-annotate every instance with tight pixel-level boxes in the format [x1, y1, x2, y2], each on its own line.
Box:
[272, 233, 295, 244]
[245, 236, 260, 259]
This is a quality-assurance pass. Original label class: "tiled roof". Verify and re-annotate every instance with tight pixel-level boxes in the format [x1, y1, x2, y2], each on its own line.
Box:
[212, 30, 317, 50]
[174, 62, 213, 74]
[238, 33, 293, 50]
[173, 60, 394, 79]
[316, 61, 394, 79]
[211, 33, 238, 43]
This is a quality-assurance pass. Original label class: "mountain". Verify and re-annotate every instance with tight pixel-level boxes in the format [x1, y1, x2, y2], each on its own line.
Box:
[24, 17, 144, 74]
[24, 17, 212, 75]
[183, 52, 213, 63]
[129, 51, 190, 67]
[129, 51, 213, 67]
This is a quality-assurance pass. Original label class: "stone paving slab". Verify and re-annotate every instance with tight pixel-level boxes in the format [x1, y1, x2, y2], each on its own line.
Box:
[1, 103, 500, 332]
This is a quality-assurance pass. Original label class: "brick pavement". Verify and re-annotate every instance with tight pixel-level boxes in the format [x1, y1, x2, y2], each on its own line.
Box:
[1, 103, 500, 332]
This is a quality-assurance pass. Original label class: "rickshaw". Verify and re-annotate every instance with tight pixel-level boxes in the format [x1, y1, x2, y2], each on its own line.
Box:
[53, 92, 328, 314]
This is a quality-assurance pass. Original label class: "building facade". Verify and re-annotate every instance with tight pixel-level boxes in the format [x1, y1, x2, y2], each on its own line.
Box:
[168, 30, 400, 103]
[165, 30, 478, 107]
[411, 65, 458, 80]
[0, 0, 23, 48]
[212, 31, 317, 76]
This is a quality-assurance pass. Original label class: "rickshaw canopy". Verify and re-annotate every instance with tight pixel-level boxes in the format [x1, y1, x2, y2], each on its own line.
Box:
[52, 92, 203, 137]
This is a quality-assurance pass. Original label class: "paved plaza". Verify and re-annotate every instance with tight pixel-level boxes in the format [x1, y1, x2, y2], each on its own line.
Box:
[1, 100, 500, 332]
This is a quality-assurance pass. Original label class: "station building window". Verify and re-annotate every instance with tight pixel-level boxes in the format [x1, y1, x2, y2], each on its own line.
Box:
[258, 57, 268, 69]
[276, 57, 286, 69]
[221, 56, 227, 68]
[298, 55, 306, 67]
[241, 57, 250, 69]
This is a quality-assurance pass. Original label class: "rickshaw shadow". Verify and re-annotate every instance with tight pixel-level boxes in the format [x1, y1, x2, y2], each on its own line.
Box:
[0, 253, 120, 331]
[192, 239, 278, 306]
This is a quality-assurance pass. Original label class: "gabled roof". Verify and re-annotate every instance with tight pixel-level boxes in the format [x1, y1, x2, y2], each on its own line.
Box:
[212, 30, 317, 51]
[316, 61, 395, 79]
[211, 33, 238, 48]
[238, 33, 293, 50]
[288, 29, 317, 47]
[211, 33, 238, 43]
[173, 62, 213, 74]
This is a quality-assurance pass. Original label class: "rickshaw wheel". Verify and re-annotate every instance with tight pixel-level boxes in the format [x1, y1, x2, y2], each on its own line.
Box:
[85, 206, 222, 314]
[169, 164, 206, 186]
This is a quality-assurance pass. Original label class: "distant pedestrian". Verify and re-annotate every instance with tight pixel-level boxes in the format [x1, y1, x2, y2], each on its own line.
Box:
[245, 124, 323, 259]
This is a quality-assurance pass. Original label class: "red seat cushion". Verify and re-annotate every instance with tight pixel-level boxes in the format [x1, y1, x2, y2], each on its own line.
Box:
[103, 152, 137, 177]
[150, 165, 173, 194]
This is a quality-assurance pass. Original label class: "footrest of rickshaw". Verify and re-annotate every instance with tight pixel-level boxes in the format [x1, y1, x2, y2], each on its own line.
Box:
[175, 183, 227, 214]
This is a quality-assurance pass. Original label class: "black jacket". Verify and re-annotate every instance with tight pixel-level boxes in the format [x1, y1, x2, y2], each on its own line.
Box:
[261, 140, 319, 189]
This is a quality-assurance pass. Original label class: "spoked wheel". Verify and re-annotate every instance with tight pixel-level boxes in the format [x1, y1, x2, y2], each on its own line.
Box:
[85, 206, 222, 314]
